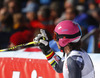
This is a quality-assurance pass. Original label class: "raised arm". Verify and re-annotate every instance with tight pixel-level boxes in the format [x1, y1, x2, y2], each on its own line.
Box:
[33, 29, 63, 73]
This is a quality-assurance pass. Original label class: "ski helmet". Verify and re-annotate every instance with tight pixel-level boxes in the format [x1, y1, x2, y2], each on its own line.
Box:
[54, 20, 82, 47]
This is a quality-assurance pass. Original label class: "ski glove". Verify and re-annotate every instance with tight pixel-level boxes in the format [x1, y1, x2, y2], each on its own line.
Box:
[33, 29, 52, 55]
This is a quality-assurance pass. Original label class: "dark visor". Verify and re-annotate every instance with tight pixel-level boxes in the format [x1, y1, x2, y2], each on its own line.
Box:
[53, 31, 81, 41]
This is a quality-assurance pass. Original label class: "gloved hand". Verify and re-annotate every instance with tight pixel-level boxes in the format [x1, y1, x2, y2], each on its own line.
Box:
[33, 29, 52, 55]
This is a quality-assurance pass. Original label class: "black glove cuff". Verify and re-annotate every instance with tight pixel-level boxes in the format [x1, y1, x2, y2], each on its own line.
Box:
[39, 43, 51, 55]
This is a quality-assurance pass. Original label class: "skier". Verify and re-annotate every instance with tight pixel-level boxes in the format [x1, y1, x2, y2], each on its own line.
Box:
[34, 20, 95, 78]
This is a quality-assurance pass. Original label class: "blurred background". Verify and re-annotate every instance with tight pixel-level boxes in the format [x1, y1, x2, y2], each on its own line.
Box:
[0, 0, 100, 53]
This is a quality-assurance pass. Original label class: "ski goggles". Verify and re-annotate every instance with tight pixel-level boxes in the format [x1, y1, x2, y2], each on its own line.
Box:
[54, 32, 67, 41]
[53, 31, 81, 41]
[53, 32, 59, 41]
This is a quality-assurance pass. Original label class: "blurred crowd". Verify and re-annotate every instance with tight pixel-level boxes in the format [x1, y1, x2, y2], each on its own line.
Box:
[0, 0, 100, 53]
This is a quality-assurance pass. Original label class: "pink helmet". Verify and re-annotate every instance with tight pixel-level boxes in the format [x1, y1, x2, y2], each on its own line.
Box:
[54, 20, 82, 47]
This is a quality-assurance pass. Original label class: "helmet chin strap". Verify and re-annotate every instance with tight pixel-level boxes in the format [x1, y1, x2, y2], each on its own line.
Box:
[60, 45, 71, 57]
[60, 46, 65, 57]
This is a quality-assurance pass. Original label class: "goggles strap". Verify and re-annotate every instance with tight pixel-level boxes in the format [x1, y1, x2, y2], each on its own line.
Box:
[58, 31, 81, 39]
[54, 31, 81, 41]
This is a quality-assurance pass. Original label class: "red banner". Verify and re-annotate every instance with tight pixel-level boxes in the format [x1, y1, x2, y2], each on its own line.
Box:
[0, 47, 100, 78]
[0, 58, 63, 78]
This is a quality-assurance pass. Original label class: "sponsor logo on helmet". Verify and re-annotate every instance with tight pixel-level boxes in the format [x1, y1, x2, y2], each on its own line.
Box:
[62, 29, 68, 32]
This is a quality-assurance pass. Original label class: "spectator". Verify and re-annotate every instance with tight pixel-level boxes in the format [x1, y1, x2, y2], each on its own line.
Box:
[65, 7, 78, 20]
[9, 30, 34, 48]
[64, 0, 76, 8]
[87, 0, 96, 10]
[37, 5, 50, 25]
[55, 2, 78, 24]
[88, 8, 100, 23]
[81, 28, 100, 53]
[0, 8, 13, 32]
[7, 0, 20, 14]
[13, 13, 29, 31]
[50, 1, 63, 24]
[22, 1, 39, 21]
[37, 5, 55, 35]
[22, 1, 39, 37]
[0, 0, 99, 52]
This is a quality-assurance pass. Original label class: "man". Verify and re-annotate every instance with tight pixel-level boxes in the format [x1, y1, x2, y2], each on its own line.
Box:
[34, 20, 95, 78]
[37, 5, 55, 35]
[22, 2, 38, 21]
[10, 30, 33, 48]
